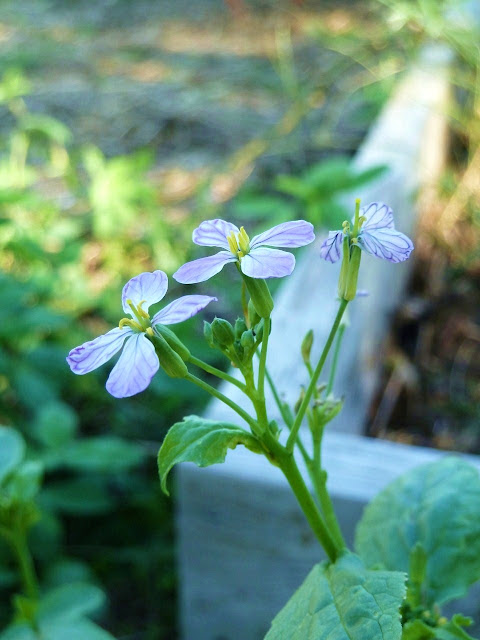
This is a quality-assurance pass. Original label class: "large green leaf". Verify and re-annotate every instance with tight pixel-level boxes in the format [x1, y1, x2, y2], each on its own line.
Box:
[46, 436, 145, 473]
[265, 553, 406, 640]
[355, 458, 480, 606]
[0, 427, 25, 484]
[158, 415, 262, 495]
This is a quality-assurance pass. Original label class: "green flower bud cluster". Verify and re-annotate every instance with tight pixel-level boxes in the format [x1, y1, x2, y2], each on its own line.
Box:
[204, 314, 263, 367]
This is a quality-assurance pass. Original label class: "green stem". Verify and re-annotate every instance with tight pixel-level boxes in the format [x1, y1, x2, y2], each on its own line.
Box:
[309, 460, 346, 550]
[8, 528, 38, 599]
[185, 373, 259, 433]
[257, 317, 270, 400]
[188, 355, 248, 393]
[264, 367, 311, 462]
[326, 323, 346, 396]
[275, 450, 339, 563]
[287, 300, 348, 451]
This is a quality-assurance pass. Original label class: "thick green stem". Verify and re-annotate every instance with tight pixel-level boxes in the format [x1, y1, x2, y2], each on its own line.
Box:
[309, 463, 346, 551]
[287, 300, 348, 451]
[185, 373, 259, 433]
[276, 450, 339, 563]
[188, 355, 248, 393]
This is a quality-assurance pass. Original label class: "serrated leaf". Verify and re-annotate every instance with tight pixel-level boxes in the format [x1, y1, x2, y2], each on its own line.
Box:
[158, 415, 262, 495]
[0, 427, 25, 484]
[355, 458, 480, 606]
[265, 552, 406, 640]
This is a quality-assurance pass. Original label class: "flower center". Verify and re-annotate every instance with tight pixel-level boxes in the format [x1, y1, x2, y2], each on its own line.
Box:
[227, 227, 250, 259]
[119, 299, 151, 332]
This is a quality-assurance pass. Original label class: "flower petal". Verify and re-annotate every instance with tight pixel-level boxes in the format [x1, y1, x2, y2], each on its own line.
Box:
[360, 202, 394, 230]
[358, 228, 414, 263]
[240, 247, 295, 279]
[152, 295, 217, 325]
[67, 327, 133, 375]
[122, 270, 168, 314]
[250, 220, 315, 249]
[173, 251, 236, 284]
[319, 230, 343, 263]
[192, 219, 240, 250]
[106, 333, 159, 398]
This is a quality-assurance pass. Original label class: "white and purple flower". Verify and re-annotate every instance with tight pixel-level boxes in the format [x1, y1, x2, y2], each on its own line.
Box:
[67, 270, 216, 398]
[320, 202, 414, 264]
[173, 219, 315, 284]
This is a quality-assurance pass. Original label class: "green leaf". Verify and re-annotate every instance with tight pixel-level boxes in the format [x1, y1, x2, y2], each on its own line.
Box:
[47, 436, 145, 473]
[33, 402, 78, 448]
[40, 619, 116, 640]
[0, 427, 25, 484]
[158, 415, 262, 495]
[39, 477, 116, 515]
[402, 620, 435, 639]
[265, 552, 406, 640]
[355, 458, 480, 606]
[37, 582, 106, 624]
[5, 461, 43, 502]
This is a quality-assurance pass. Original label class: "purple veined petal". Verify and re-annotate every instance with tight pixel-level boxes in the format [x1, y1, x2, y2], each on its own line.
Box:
[106, 333, 159, 398]
[122, 270, 168, 315]
[319, 230, 344, 263]
[359, 202, 394, 230]
[173, 251, 236, 284]
[358, 228, 414, 263]
[240, 247, 295, 279]
[67, 326, 134, 375]
[192, 219, 240, 250]
[250, 220, 315, 249]
[152, 295, 217, 325]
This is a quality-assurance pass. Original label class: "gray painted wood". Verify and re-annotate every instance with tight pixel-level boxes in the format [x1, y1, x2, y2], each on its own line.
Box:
[177, 48, 459, 640]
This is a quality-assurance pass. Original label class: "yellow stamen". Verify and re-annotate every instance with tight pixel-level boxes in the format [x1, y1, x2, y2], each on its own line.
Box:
[238, 226, 250, 255]
[358, 216, 367, 228]
[119, 318, 143, 331]
[137, 299, 150, 319]
[227, 231, 239, 255]
[146, 327, 154, 336]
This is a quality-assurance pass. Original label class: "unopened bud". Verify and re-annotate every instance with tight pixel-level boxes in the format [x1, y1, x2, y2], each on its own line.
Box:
[240, 329, 255, 351]
[149, 332, 188, 378]
[211, 318, 235, 348]
[243, 275, 274, 319]
[203, 321, 214, 348]
[301, 329, 314, 365]
[234, 317, 248, 340]
[154, 324, 190, 361]
[248, 299, 261, 328]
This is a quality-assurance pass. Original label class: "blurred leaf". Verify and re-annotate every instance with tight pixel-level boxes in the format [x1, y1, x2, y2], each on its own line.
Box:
[355, 458, 480, 606]
[0, 427, 25, 484]
[4, 461, 43, 503]
[232, 194, 295, 223]
[158, 415, 262, 495]
[46, 436, 146, 473]
[44, 559, 97, 589]
[19, 113, 71, 146]
[0, 69, 31, 103]
[33, 402, 78, 448]
[37, 582, 105, 624]
[39, 477, 116, 515]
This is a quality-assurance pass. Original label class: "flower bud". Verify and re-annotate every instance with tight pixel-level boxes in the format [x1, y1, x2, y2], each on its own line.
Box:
[240, 329, 255, 351]
[301, 329, 314, 365]
[211, 318, 235, 348]
[234, 317, 248, 340]
[149, 332, 188, 378]
[154, 324, 190, 361]
[338, 235, 350, 299]
[243, 275, 274, 319]
[203, 321, 214, 348]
